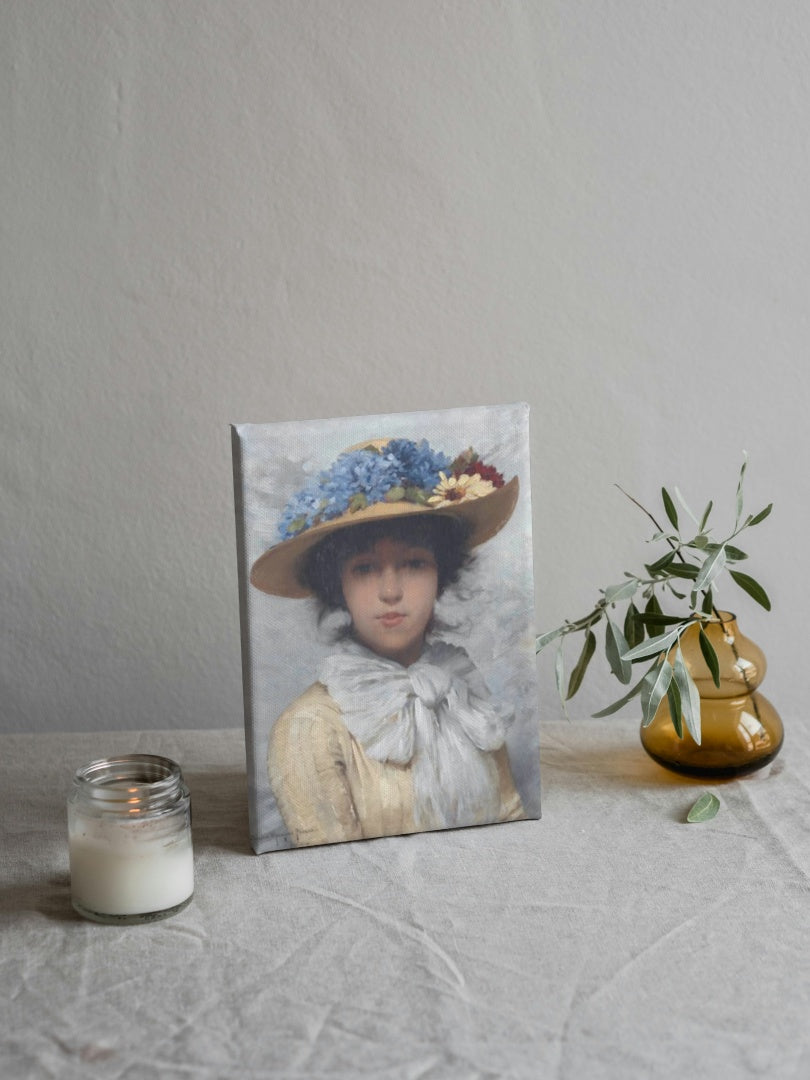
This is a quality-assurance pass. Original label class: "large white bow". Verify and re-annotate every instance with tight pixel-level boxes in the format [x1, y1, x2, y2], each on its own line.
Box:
[319, 641, 509, 829]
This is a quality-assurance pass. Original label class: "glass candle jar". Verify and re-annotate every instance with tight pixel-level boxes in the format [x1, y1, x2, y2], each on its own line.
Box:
[68, 754, 194, 924]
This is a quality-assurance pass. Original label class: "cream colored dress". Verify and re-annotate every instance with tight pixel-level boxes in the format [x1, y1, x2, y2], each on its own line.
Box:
[267, 640, 526, 848]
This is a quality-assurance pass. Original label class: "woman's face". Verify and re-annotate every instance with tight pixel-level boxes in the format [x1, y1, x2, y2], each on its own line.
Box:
[340, 538, 439, 666]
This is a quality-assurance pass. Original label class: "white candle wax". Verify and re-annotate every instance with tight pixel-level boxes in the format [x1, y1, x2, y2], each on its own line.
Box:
[69, 818, 194, 917]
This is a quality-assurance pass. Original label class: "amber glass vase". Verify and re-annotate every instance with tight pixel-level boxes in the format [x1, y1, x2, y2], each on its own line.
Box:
[640, 612, 783, 778]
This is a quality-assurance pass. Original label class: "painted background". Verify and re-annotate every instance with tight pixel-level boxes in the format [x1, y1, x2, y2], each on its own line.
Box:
[3, 1, 804, 733]
[234, 404, 541, 848]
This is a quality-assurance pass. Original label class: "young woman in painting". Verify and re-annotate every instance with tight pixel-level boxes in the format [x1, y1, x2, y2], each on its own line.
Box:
[250, 437, 527, 848]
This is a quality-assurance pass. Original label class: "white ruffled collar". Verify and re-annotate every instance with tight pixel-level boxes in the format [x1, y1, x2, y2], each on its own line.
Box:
[318, 639, 509, 830]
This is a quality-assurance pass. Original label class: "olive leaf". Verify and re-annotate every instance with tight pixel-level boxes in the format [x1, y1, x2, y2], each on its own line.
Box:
[667, 562, 700, 580]
[661, 487, 679, 529]
[747, 503, 773, 527]
[721, 544, 748, 562]
[666, 678, 683, 738]
[735, 452, 748, 527]
[536, 627, 564, 651]
[636, 613, 687, 629]
[623, 601, 644, 649]
[604, 579, 639, 604]
[694, 544, 727, 595]
[698, 627, 721, 688]
[729, 569, 771, 611]
[699, 500, 713, 532]
[567, 629, 596, 700]
[640, 659, 673, 727]
[672, 643, 702, 745]
[687, 792, 720, 823]
[623, 625, 684, 663]
[605, 618, 632, 684]
[645, 551, 677, 575]
[674, 485, 699, 524]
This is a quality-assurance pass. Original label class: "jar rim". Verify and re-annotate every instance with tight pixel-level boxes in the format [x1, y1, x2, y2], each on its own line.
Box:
[72, 754, 186, 812]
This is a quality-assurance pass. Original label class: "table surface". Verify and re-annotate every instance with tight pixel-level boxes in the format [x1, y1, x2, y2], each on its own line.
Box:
[2, 719, 808, 1080]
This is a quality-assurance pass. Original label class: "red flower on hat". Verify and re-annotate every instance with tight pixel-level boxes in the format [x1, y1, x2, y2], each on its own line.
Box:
[462, 462, 505, 488]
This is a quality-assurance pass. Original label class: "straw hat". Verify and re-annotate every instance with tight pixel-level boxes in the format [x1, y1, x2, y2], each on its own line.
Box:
[250, 438, 519, 598]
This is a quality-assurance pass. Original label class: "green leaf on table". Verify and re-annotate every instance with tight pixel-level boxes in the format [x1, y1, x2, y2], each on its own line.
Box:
[698, 626, 721, 688]
[673, 644, 702, 744]
[687, 792, 720, 823]
[605, 618, 632, 684]
[662, 487, 679, 529]
[567, 629, 596, 700]
[640, 659, 673, 727]
[729, 569, 772, 611]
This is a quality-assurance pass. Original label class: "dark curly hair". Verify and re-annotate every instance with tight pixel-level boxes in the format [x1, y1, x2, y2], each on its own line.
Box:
[300, 514, 472, 612]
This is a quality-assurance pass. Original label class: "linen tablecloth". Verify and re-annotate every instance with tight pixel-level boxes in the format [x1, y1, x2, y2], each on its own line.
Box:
[2, 718, 808, 1079]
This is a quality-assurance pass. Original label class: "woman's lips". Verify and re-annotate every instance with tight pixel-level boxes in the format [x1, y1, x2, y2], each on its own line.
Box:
[378, 613, 406, 628]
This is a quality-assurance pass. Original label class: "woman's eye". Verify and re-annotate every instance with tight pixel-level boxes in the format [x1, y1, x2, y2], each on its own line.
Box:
[407, 556, 435, 571]
[350, 562, 374, 576]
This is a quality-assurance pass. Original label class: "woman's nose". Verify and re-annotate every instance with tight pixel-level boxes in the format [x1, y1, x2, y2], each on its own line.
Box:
[378, 566, 403, 602]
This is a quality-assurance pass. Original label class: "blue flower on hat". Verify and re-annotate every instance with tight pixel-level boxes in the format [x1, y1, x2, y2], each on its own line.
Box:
[277, 438, 451, 540]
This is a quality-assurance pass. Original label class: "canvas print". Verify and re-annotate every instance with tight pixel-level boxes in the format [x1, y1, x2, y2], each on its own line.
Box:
[232, 403, 541, 853]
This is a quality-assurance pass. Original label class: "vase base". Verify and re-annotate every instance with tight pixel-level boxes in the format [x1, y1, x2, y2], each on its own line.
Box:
[642, 744, 782, 780]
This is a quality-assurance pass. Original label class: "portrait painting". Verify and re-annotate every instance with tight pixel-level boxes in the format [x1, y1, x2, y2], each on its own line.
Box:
[231, 403, 542, 853]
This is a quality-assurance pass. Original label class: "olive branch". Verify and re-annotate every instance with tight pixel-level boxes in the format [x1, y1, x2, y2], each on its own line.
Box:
[536, 454, 773, 744]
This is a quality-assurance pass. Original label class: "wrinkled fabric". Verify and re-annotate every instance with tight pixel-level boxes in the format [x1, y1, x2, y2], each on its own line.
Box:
[2, 722, 809, 1080]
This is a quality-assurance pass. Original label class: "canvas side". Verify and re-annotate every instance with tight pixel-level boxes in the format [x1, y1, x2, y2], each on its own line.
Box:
[230, 424, 263, 853]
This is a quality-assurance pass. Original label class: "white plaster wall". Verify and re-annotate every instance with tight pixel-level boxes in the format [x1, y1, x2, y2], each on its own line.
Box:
[3, 0, 807, 733]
